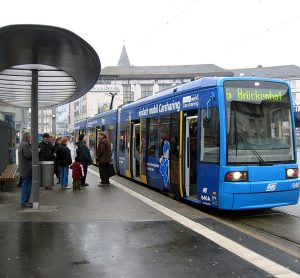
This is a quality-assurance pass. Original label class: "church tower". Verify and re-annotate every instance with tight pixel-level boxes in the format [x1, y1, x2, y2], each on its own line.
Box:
[117, 42, 131, 66]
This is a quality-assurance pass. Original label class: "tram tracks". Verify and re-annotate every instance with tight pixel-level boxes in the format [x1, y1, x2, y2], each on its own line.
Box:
[110, 174, 300, 259]
[206, 209, 300, 259]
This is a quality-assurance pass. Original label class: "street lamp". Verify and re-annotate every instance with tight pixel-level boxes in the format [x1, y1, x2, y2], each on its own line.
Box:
[109, 91, 118, 110]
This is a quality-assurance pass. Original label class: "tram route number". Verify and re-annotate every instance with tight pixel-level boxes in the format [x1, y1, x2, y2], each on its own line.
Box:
[200, 195, 211, 202]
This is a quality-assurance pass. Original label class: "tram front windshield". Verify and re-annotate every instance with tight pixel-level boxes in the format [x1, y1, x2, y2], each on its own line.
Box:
[225, 80, 295, 165]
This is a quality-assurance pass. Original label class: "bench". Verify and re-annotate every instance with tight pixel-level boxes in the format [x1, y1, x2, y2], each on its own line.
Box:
[0, 164, 18, 191]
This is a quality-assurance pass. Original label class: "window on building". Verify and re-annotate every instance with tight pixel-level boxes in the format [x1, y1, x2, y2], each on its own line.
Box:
[158, 84, 172, 91]
[123, 85, 134, 103]
[141, 85, 153, 98]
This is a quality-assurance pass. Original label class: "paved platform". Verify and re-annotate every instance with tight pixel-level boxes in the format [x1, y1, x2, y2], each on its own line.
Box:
[0, 166, 299, 277]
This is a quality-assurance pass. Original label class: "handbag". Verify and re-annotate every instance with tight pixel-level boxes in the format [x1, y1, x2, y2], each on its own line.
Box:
[108, 164, 116, 177]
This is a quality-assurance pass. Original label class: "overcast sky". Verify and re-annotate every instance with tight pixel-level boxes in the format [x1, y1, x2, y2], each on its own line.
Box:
[1, 0, 300, 69]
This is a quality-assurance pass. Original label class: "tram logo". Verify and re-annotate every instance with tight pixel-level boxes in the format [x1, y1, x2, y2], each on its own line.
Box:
[159, 140, 170, 187]
[292, 182, 300, 189]
[266, 183, 277, 191]
[182, 94, 199, 109]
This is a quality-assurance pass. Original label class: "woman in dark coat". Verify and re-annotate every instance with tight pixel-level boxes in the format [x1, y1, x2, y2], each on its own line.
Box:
[54, 137, 62, 184]
[96, 131, 112, 186]
[55, 137, 72, 188]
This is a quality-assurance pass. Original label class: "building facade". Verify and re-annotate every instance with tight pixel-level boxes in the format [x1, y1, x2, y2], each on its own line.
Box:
[69, 44, 234, 129]
[2, 40, 300, 138]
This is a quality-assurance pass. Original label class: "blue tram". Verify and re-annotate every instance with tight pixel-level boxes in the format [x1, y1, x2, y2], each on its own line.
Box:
[86, 109, 117, 165]
[74, 119, 87, 144]
[82, 77, 300, 210]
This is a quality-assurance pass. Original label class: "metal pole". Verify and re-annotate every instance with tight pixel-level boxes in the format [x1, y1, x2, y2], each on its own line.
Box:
[52, 107, 56, 136]
[109, 91, 117, 110]
[31, 69, 39, 209]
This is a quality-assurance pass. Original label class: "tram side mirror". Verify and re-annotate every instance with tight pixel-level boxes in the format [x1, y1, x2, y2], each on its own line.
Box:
[203, 116, 211, 128]
[204, 92, 215, 127]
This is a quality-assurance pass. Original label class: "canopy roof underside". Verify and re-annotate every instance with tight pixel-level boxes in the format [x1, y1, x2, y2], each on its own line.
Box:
[0, 65, 76, 108]
[0, 24, 101, 108]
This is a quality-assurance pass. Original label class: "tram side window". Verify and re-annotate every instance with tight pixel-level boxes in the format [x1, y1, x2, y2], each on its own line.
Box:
[200, 108, 220, 163]
[119, 122, 126, 152]
[141, 118, 147, 176]
[170, 113, 180, 185]
[159, 116, 170, 157]
[107, 125, 115, 151]
[147, 117, 159, 157]
[126, 120, 131, 152]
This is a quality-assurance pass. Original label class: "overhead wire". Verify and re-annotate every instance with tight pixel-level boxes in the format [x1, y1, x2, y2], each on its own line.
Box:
[140, 0, 199, 46]
[226, 14, 300, 49]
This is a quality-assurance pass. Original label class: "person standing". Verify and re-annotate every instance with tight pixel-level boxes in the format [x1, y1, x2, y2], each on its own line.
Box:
[54, 137, 62, 184]
[96, 131, 112, 186]
[18, 132, 33, 208]
[56, 137, 72, 189]
[70, 156, 84, 190]
[39, 133, 55, 190]
[76, 134, 92, 186]
[39, 133, 55, 161]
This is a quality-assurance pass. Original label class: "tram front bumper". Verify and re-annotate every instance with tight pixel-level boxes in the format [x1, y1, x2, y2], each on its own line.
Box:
[220, 179, 300, 210]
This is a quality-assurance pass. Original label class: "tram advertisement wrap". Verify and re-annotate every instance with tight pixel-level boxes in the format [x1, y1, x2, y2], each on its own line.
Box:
[137, 94, 200, 118]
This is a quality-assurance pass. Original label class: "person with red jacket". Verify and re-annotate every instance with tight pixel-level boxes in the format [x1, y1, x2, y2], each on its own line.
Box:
[69, 156, 84, 190]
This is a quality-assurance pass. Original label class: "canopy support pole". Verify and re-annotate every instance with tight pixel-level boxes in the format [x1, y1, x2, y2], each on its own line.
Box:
[31, 69, 40, 209]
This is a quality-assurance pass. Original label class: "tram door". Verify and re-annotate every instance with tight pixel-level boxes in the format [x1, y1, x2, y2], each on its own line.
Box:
[132, 123, 141, 180]
[185, 116, 198, 199]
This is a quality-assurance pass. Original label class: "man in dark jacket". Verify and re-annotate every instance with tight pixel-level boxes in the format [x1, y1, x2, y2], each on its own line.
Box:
[96, 131, 112, 186]
[39, 133, 55, 161]
[18, 132, 33, 208]
[76, 134, 92, 186]
[39, 133, 55, 190]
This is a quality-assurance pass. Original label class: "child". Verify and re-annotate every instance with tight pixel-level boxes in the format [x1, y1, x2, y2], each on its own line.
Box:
[69, 157, 84, 190]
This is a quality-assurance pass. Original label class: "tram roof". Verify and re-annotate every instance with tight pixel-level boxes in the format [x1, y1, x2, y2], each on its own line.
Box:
[122, 77, 221, 111]
[0, 24, 101, 108]
[87, 109, 118, 128]
[121, 76, 289, 111]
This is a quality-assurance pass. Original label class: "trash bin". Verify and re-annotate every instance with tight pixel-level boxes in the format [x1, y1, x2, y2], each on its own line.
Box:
[40, 161, 54, 187]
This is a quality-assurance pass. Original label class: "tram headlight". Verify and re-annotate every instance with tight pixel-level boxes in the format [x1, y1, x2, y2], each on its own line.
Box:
[286, 168, 298, 179]
[225, 171, 248, 182]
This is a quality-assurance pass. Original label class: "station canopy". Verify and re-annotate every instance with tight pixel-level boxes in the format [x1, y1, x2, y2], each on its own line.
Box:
[0, 24, 101, 108]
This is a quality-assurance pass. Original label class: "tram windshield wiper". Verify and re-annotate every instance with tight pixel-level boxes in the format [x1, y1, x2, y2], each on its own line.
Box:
[234, 109, 238, 158]
[237, 133, 266, 166]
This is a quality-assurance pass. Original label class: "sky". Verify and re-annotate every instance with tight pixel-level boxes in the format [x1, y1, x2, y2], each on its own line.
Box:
[1, 0, 300, 70]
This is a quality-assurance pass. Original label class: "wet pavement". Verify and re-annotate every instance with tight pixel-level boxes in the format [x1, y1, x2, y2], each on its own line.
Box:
[0, 165, 299, 277]
[0, 221, 273, 278]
